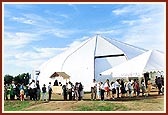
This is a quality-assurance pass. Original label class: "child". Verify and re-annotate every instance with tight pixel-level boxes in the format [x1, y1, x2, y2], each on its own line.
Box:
[20, 89, 24, 101]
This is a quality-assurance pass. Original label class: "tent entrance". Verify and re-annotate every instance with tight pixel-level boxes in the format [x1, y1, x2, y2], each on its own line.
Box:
[94, 54, 126, 82]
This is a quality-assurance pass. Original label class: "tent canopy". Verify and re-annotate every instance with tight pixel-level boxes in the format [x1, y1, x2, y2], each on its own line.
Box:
[50, 72, 70, 80]
[100, 49, 165, 78]
[37, 35, 146, 91]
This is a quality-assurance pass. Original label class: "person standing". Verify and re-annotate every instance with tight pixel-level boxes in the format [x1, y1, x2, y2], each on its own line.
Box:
[91, 79, 97, 100]
[9, 80, 16, 100]
[104, 79, 110, 98]
[161, 75, 164, 95]
[62, 84, 67, 100]
[30, 80, 37, 100]
[19, 83, 24, 101]
[136, 79, 140, 96]
[127, 79, 132, 97]
[120, 79, 125, 98]
[157, 77, 162, 95]
[133, 79, 137, 97]
[36, 80, 41, 101]
[4, 84, 9, 100]
[74, 82, 79, 101]
[20, 89, 24, 101]
[147, 78, 152, 96]
[78, 82, 83, 100]
[115, 79, 120, 98]
[67, 81, 72, 100]
[141, 78, 146, 96]
[110, 81, 116, 99]
[97, 82, 101, 99]
[155, 76, 158, 88]
[42, 84, 47, 101]
[48, 82, 52, 101]
[100, 82, 105, 101]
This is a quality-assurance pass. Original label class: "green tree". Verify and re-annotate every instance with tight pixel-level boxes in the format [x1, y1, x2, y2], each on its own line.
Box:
[4, 75, 14, 84]
[4, 72, 30, 85]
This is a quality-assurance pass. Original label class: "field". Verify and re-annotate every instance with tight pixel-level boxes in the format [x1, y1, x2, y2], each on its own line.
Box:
[4, 90, 165, 112]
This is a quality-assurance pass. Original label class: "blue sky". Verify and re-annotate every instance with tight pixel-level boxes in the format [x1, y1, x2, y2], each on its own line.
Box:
[3, 3, 165, 76]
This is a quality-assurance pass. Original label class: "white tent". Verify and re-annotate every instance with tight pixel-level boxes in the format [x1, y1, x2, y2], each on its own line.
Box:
[100, 49, 165, 78]
[37, 35, 146, 91]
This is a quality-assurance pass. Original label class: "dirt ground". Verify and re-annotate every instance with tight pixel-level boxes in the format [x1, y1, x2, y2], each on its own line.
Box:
[24, 90, 165, 111]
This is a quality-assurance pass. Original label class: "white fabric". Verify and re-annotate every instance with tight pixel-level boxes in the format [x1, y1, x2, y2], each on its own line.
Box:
[111, 83, 116, 89]
[100, 84, 104, 90]
[37, 35, 146, 91]
[12, 84, 16, 89]
[115, 81, 120, 88]
[30, 82, 36, 89]
[100, 50, 165, 77]
[91, 82, 97, 88]
[104, 82, 109, 87]
[67, 83, 72, 89]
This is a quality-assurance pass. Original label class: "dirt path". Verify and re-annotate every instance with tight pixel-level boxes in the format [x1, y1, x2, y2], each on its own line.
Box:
[24, 94, 164, 111]
[25, 100, 93, 111]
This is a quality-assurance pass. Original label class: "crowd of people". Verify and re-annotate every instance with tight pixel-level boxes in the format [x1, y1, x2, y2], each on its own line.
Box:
[4, 79, 84, 101]
[61, 81, 84, 101]
[4, 76, 164, 101]
[4, 80, 53, 101]
[90, 76, 164, 101]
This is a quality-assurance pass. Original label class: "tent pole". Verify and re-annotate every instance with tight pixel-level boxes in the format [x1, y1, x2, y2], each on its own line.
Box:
[93, 35, 98, 80]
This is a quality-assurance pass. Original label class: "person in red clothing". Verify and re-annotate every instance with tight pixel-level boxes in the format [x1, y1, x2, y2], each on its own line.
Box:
[20, 89, 24, 101]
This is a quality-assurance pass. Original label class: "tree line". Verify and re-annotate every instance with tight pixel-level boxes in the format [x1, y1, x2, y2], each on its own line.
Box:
[4, 73, 30, 85]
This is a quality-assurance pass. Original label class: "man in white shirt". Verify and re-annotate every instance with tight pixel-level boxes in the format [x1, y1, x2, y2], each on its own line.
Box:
[48, 82, 52, 101]
[91, 79, 97, 100]
[100, 82, 105, 101]
[30, 80, 37, 100]
[67, 81, 72, 100]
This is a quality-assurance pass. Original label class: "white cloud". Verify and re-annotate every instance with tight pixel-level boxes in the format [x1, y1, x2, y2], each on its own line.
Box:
[4, 46, 68, 75]
[10, 13, 62, 27]
[12, 17, 34, 25]
[60, 14, 69, 19]
[67, 40, 82, 48]
[112, 4, 165, 52]
[92, 30, 116, 34]
[4, 32, 39, 48]
[44, 10, 70, 19]
[122, 17, 152, 26]
[37, 28, 75, 38]
[4, 36, 87, 75]
[90, 30, 120, 37]
[22, 13, 50, 26]
[112, 4, 164, 16]
[122, 20, 164, 52]
[122, 20, 136, 26]
[66, 36, 89, 48]
[112, 7, 129, 15]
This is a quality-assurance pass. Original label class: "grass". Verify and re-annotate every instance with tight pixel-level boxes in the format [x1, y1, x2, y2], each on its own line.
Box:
[74, 101, 129, 111]
[4, 100, 43, 111]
